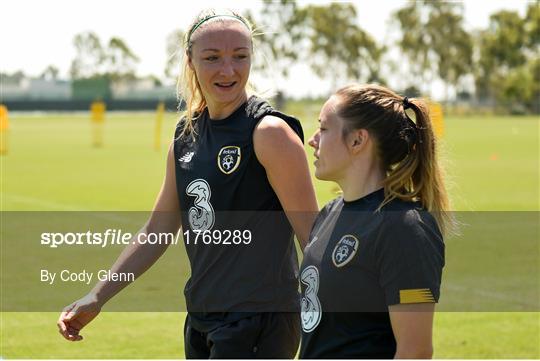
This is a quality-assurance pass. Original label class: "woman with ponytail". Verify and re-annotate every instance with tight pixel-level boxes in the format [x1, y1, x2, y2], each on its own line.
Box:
[58, 8, 318, 358]
[300, 84, 453, 359]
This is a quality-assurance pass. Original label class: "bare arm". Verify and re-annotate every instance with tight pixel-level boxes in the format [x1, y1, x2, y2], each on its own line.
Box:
[389, 303, 435, 359]
[253, 115, 319, 250]
[58, 142, 182, 341]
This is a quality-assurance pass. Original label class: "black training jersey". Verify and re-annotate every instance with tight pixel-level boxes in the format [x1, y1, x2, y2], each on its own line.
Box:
[299, 188, 444, 359]
[173, 96, 303, 332]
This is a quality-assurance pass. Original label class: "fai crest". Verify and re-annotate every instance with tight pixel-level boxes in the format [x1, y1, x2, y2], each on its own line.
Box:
[332, 235, 359, 268]
[217, 146, 241, 174]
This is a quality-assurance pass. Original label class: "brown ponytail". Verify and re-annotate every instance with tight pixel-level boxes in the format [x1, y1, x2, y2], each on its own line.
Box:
[335, 84, 456, 236]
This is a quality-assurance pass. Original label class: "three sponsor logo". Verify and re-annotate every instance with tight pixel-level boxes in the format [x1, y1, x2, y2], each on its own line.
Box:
[301, 265, 322, 333]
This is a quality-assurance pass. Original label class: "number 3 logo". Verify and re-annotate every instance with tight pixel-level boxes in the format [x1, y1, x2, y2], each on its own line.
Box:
[186, 179, 215, 231]
[301, 265, 322, 333]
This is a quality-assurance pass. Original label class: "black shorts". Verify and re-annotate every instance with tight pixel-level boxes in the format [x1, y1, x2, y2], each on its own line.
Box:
[184, 312, 301, 359]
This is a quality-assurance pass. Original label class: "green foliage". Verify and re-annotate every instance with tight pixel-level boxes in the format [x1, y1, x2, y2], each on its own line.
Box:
[70, 32, 106, 79]
[106, 37, 140, 81]
[244, 0, 305, 79]
[245, 1, 385, 89]
[244, 0, 535, 112]
[302, 3, 385, 85]
[61, 2, 538, 113]
[1, 70, 26, 84]
[70, 32, 140, 81]
[479, 10, 527, 71]
[496, 59, 538, 114]
[525, 1, 540, 48]
[393, 3, 430, 84]
[40, 65, 60, 81]
[475, 5, 539, 113]
[393, 1, 473, 98]
[164, 29, 185, 79]
[426, 2, 473, 95]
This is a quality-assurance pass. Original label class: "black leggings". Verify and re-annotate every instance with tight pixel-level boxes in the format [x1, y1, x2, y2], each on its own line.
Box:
[184, 312, 301, 359]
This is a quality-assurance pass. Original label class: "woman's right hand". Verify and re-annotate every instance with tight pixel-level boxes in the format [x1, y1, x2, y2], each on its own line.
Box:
[57, 293, 102, 341]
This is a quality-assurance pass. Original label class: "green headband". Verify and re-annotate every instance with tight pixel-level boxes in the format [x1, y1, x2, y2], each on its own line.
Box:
[187, 14, 251, 43]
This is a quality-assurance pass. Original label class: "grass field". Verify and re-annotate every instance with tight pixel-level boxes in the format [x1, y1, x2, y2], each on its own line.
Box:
[1, 103, 539, 358]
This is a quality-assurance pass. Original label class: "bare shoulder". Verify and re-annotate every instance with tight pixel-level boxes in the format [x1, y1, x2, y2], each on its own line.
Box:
[253, 115, 303, 166]
[254, 115, 300, 148]
[255, 115, 292, 134]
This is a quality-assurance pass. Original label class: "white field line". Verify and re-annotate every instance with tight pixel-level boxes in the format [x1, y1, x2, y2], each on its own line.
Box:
[444, 283, 540, 310]
[2, 193, 142, 225]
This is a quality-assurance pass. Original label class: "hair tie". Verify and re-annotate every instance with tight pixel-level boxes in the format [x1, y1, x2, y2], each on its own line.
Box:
[403, 97, 412, 110]
[401, 98, 423, 145]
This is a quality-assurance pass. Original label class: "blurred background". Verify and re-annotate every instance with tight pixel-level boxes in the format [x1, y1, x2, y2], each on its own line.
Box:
[1, 0, 538, 113]
[1, 0, 539, 359]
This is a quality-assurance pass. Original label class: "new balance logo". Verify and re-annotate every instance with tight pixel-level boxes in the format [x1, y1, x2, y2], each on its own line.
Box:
[178, 152, 195, 163]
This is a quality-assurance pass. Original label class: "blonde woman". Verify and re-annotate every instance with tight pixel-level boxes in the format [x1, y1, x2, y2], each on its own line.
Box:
[58, 9, 318, 358]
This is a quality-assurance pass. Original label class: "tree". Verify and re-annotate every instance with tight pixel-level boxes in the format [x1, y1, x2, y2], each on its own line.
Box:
[244, 0, 307, 78]
[525, 2, 540, 113]
[393, 1, 473, 99]
[70, 32, 139, 81]
[524, 2, 540, 53]
[246, 1, 385, 92]
[0, 70, 25, 84]
[393, 3, 431, 89]
[303, 3, 385, 88]
[473, 5, 540, 114]
[475, 10, 528, 106]
[164, 29, 184, 80]
[484, 11, 527, 69]
[70, 31, 105, 79]
[527, 57, 540, 113]
[105, 37, 139, 81]
[425, 2, 472, 101]
[40, 65, 59, 81]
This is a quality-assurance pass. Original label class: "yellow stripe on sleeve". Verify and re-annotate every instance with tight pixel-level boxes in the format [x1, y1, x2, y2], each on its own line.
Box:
[399, 288, 435, 304]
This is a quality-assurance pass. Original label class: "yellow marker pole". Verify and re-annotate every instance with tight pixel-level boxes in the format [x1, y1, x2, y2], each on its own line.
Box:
[90, 100, 106, 147]
[154, 102, 165, 151]
[429, 101, 444, 139]
[0, 105, 10, 155]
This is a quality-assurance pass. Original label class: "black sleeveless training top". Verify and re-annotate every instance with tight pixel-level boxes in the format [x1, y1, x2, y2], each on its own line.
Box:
[173, 96, 303, 331]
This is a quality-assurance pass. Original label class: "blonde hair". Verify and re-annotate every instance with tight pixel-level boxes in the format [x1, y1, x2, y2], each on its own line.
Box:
[335, 84, 456, 236]
[177, 9, 255, 138]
